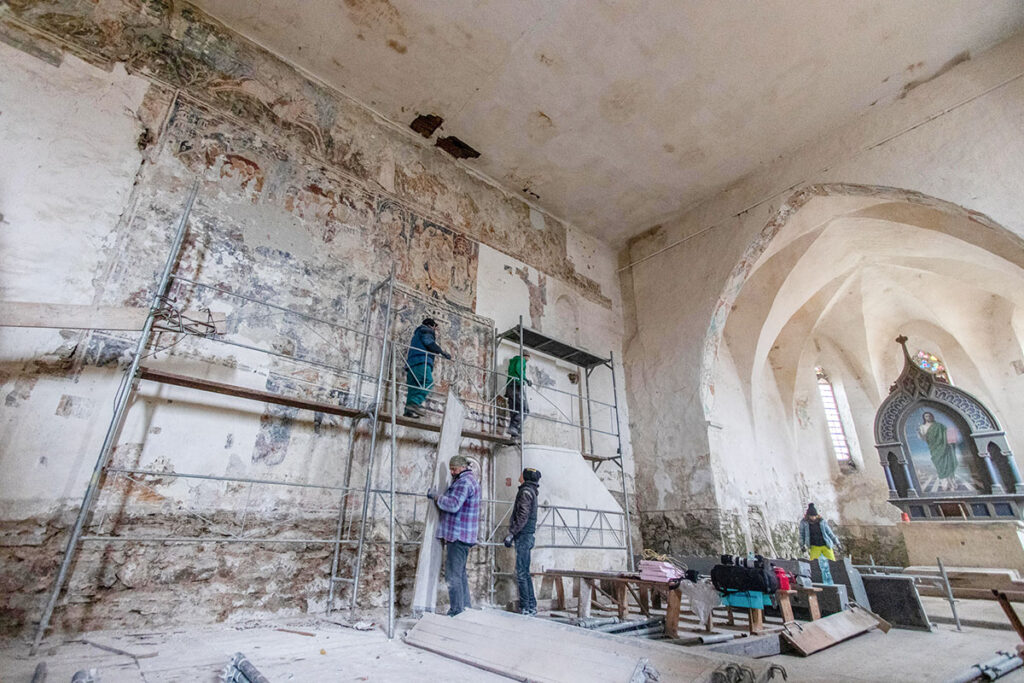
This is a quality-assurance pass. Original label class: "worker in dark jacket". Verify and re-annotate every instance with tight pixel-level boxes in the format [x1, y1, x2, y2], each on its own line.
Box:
[404, 318, 451, 418]
[503, 468, 541, 615]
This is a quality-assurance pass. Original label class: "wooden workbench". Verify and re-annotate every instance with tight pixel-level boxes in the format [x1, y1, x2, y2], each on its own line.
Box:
[543, 569, 684, 638]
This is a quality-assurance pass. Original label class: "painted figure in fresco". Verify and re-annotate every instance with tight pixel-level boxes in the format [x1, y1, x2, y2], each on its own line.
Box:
[504, 352, 532, 437]
[799, 503, 841, 561]
[404, 318, 451, 418]
[918, 411, 960, 491]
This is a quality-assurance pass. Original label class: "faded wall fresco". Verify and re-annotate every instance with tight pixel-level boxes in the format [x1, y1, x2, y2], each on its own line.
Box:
[0, 0, 624, 638]
[0, 0, 609, 308]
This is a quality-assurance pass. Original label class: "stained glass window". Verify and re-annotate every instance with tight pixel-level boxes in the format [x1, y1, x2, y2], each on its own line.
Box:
[815, 367, 851, 463]
[913, 349, 950, 383]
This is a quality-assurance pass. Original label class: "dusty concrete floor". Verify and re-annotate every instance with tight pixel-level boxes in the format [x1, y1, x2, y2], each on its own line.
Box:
[763, 623, 1024, 682]
[2, 610, 1023, 682]
[922, 594, 1017, 630]
[0, 619, 507, 682]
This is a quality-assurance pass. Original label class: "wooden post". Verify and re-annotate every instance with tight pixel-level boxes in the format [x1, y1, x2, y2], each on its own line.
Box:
[665, 588, 681, 638]
[749, 608, 764, 634]
[778, 593, 794, 626]
[727, 606, 735, 626]
[554, 576, 566, 611]
[638, 586, 650, 616]
[615, 582, 629, 621]
[798, 586, 822, 621]
[993, 590, 1024, 643]
[578, 579, 593, 618]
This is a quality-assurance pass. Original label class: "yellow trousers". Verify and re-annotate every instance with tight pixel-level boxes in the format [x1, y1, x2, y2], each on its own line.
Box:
[809, 545, 836, 561]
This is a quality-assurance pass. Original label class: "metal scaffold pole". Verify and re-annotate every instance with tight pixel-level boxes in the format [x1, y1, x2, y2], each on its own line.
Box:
[350, 269, 396, 608]
[608, 351, 635, 571]
[517, 315, 525, 470]
[31, 179, 201, 654]
[387, 342, 398, 638]
[487, 326, 499, 605]
[327, 279, 376, 613]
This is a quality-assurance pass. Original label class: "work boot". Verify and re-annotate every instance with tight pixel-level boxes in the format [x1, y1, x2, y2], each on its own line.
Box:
[404, 406, 423, 418]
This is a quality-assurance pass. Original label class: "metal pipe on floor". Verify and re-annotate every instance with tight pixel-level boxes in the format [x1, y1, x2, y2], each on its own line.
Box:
[573, 616, 620, 629]
[598, 617, 664, 633]
[697, 632, 742, 644]
[946, 651, 1024, 683]
[621, 625, 666, 637]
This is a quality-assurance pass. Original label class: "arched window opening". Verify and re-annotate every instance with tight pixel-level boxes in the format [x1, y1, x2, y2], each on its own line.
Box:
[913, 349, 951, 384]
[815, 367, 852, 465]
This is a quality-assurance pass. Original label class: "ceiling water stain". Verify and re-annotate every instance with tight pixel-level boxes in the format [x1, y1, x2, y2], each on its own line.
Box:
[526, 111, 556, 144]
[387, 39, 407, 54]
[899, 51, 970, 99]
[343, 0, 407, 37]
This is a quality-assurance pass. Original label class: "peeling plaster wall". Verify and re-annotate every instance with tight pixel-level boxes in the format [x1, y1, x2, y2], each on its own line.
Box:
[476, 245, 633, 501]
[0, 2, 629, 636]
[622, 30, 1024, 561]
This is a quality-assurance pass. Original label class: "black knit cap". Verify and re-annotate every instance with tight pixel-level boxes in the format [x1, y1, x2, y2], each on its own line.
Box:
[422, 318, 438, 328]
[523, 468, 541, 483]
[806, 503, 818, 516]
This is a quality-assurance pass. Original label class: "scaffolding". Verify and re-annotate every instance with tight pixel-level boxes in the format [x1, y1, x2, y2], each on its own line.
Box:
[30, 182, 633, 650]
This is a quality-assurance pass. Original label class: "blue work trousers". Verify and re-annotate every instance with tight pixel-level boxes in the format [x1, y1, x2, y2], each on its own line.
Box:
[445, 540, 472, 616]
[515, 532, 536, 613]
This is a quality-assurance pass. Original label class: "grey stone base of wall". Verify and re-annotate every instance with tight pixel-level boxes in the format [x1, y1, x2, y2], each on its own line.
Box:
[636, 510, 908, 568]
[839, 524, 909, 567]
[0, 513, 478, 638]
[637, 508, 724, 557]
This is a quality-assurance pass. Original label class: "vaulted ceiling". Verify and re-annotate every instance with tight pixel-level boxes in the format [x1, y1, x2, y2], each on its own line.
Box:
[194, 0, 1024, 244]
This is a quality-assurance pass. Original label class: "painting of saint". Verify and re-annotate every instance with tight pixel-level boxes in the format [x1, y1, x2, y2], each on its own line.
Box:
[904, 405, 981, 493]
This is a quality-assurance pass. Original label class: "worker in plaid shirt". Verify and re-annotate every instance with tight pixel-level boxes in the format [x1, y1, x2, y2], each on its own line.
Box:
[428, 455, 481, 616]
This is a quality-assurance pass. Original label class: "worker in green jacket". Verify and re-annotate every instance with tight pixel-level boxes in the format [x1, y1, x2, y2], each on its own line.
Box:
[504, 352, 532, 437]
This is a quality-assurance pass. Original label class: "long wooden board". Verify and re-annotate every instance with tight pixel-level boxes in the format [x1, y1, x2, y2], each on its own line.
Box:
[780, 604, 890, 656]
[412, 392, 467, 614]
[0, 301, 224, 331]
[406, 609, 776, 682]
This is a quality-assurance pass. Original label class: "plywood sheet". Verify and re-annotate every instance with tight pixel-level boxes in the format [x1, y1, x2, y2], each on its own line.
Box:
[412, 391, 467, 614]
[406, 609, 776, 682]
[780, 604, 890, 656]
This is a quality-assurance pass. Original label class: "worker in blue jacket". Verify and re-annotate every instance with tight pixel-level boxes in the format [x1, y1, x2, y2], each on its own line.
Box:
[404, 318, 451, 418]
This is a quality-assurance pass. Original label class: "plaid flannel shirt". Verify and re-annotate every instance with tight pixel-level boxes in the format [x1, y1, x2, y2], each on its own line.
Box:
[436, 470, 481, 545]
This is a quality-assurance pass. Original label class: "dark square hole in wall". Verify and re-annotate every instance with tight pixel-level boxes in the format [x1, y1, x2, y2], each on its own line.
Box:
[410, 113, 443, 138]
[971, 503, 992, 517]
[436, 136, 480, 159]
[994, 502, 1015, 517]
[909, 505, 926, 519]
